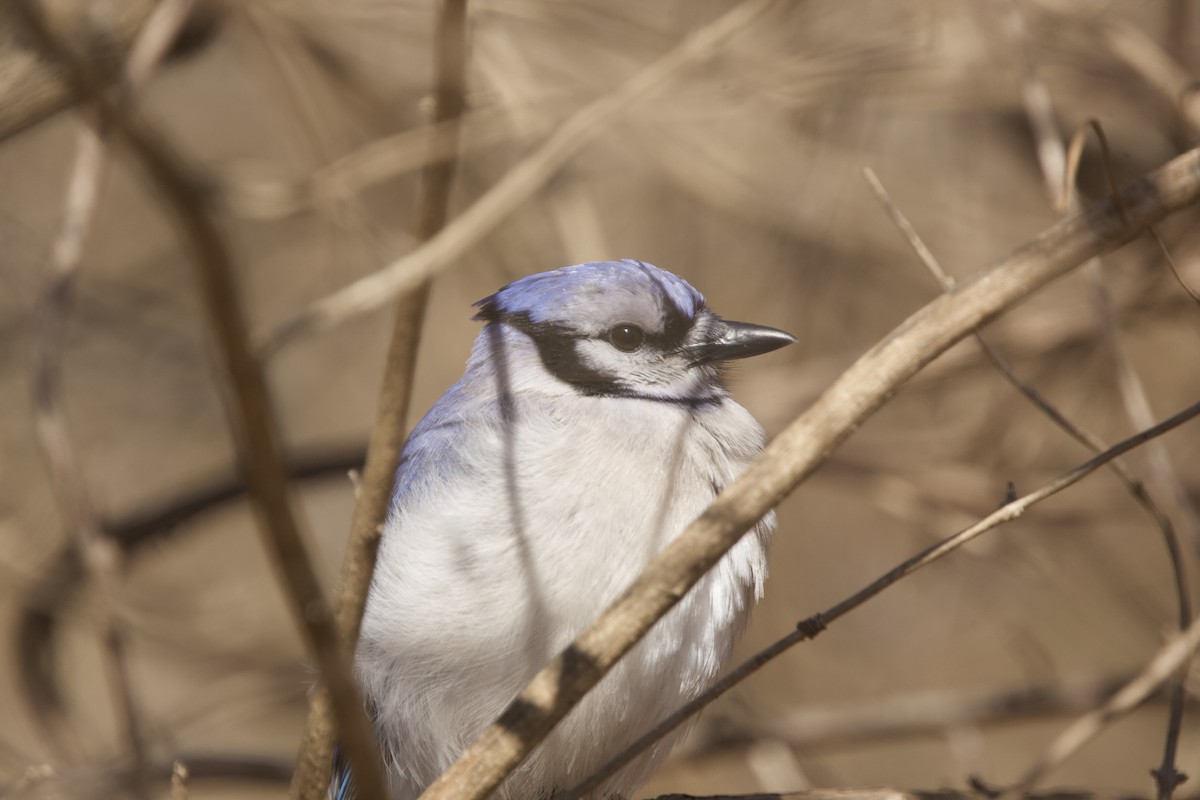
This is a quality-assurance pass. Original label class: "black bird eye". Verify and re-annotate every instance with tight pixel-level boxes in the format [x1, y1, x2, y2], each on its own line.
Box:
[607, 323, 645, 352]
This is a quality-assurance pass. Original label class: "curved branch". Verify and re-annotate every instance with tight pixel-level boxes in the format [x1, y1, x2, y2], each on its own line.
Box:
[14, 446, 365, 749]
[0, 0, 220, 142]
[419, 144, 1200, 800]
[7, 4, 388, 795]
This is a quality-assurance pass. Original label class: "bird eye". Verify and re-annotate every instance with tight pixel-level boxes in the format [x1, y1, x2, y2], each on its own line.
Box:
[607, 323, 645, 352]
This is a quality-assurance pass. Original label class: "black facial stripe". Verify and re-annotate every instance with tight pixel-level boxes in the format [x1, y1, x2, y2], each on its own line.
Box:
[490, 311, 627, 395]
[479, 311, 726, 407]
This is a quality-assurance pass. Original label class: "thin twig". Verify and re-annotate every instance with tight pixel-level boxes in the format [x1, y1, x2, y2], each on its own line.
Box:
[222, 104, 524, 221]
[1010, 615, 1200, 794]
[289, 1, 471, 798]
[742, 673, 1141, 750]
[15, 446, 366, 745]
[6, 4, 390, 797]
[30, 111, 125, 768]
[1094, 14, 1200, 140]
[1078, 115, 1192, 800]
[25, 0, 197, 774]
[642, 793, 1197, 800]
[1088, 266, 1193, 799]
[864, 165, 1191, 615]
[0, 1, 220, 142]
[260, 0, 785, 353]
[1005, 11, 1197, 793]
[169, 761, 189, 800]
[564, 398, 1200, 799]
[418, 145, 1200, 800]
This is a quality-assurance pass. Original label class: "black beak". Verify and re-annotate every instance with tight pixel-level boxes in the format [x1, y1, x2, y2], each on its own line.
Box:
[689, 320, 796, 365]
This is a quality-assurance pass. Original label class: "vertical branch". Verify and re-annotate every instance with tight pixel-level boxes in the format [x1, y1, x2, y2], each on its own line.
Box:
[5, 3, 389, 798]
[1003, 5, 1195, 796]
[261, 0, 782, 351]
[26, 0, 196, 774]
[1011, 615, 1200, 794]
[288, 2, 470, 798]
[31, 116, 129, 767]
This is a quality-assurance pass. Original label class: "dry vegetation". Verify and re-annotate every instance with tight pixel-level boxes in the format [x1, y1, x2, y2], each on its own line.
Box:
[1, 1, 1199, 799]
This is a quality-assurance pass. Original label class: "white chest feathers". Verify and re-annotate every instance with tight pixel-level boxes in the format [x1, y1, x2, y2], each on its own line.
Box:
[356, 388, 772, 799]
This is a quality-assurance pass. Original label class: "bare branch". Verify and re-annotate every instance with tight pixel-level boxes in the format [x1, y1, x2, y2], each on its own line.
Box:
[692, 794, 1199, 800]
[1012, 615, 1200, 794]
[418, 144, 1200, 800]
[25, 0, 197, 772]
[169, 761, 188, 800]
[5, 3, 389, 796]
[0, 0, 220, 141]
[742, 674, 1142, 750]
[289, 1, 471, 797]
[1097, 17, 1200, 140]
[14, 446, 365, 744]
[260, 0, 785, 353]
[1004, 11, 1198, 789]
[565, 398, 1200, 799]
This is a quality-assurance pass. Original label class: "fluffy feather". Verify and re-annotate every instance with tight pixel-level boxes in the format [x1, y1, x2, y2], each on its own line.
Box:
[342, 260, 786, 799]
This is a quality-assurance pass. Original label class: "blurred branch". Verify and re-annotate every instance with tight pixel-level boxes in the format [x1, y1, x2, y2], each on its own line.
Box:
[1081, 171, 1194, 800]
[566, 397, 1200, 799]
[0, 753, 293, 799]
[5, 3, 389, 796]
[15, 445, 364, 745]
[422, 143, 1200, 800]
[1096, 17, 1200, 141]
[169, 761, 188, 800]
[867, 161, 1196, 623]
[289, 1, 471, 798]
[1005, 11, 1198, 792]
[222, 105, 522, 221]
[648, 792, 1200, 800]
[1023, 1, 1200, 141]
[25, 0, 197, 774]
[0, 0, 220, 142]
[739, 673, 1143, 750]
[260, 0, 785, 353]
[1012, 615, 1200, 794]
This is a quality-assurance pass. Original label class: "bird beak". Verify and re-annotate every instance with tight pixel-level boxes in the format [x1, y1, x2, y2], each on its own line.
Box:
[690, 321, 796, 364]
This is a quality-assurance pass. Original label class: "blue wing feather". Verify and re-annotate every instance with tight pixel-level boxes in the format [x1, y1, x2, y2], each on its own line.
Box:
[328, 744, 355, 800]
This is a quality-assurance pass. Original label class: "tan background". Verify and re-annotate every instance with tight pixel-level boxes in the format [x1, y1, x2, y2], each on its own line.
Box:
[1, 0, 1199, 797]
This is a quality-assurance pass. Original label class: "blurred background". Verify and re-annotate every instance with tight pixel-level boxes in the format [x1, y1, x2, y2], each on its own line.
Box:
[2, 0, 1199, 797]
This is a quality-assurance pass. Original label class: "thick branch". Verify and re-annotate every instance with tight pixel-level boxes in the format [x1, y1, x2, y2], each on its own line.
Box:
[288, 1, 470, 797]
[6, 4, 388, 797]
[261, 0, 783, 352]
[418, 145, 1200, 800]
[0, 0, 219, 141]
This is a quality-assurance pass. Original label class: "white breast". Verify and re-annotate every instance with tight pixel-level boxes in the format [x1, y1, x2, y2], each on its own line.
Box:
[357, 359, 772, 799]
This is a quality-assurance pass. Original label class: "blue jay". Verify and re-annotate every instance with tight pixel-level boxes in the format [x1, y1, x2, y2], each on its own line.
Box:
[339, 259, 794, 799]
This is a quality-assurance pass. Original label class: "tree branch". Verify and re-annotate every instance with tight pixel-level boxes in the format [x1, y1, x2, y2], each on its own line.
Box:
[289, 1, 471, 797]
[418, 144, 1200, 800]
[260, 0, 784, 353]
[5, 3, 388, 796]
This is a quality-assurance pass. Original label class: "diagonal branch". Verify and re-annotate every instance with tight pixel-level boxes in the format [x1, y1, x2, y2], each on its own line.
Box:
[5, 3, 389, 797]
[1011, 614, 1200, 794]
[564, 397, 1200, 799]
[418, 144, 1200, 800]
[260, 0, 784, 353]
[1003, 10, 1197, 792]
[26, 0, 198, 774]
[288, 1, 471, 797]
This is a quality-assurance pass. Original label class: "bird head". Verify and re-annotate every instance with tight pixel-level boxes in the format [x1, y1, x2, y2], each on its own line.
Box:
[472, 259, 795, 403]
